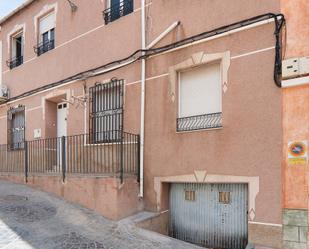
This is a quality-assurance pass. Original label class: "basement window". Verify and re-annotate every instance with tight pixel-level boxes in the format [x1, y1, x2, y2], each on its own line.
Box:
[7, 106, 25, 150]
[184, 190, 196, 202]
[177, 62, 222, 132]
[219, 192, 231, 204]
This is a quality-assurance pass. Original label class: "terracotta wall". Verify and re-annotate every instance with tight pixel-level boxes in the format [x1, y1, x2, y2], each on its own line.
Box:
[281, 0, 309, 210]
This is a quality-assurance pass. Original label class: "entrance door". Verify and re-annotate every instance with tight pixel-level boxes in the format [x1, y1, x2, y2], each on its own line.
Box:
[169, 183, 248, 249]
[57, 103, 67, 167]
[57, 103, 67, 138]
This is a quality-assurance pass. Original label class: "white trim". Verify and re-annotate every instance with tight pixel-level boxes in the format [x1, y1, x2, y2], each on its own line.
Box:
[6, 23, 26, 55]
[154, 172, 259, 221]
[281, 76, 309, 88]
[149, 17, 278, 59]
[248, 221, 282, 227]
[231, 46, 275, 60]
[126, 73, 169, 86]
[26, 106, 42, 112]
[2, 45, 274, 105]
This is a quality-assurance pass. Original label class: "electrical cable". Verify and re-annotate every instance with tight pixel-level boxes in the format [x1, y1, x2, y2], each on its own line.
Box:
[3, 13, 285, 104]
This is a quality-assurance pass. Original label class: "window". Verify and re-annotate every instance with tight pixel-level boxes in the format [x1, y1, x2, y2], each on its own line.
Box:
[103, 0, 134, 25]
[184, 190, 196, 202]
[89, 80, 124, 143]
[219, 192, 231, 204]
[177, 62, 222, 132]
[35, 12, 55, 56]
[7, 106, 25, 150]
[7, 32, 23, 69]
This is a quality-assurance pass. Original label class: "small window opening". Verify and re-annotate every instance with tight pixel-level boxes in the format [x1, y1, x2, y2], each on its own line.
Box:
[185, 190, 196, 201]
[219, 192, 231, 204]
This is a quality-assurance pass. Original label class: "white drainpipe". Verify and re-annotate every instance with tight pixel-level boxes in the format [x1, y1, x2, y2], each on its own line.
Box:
[139, 1, 180, 197]
[139, 0, 146, 197]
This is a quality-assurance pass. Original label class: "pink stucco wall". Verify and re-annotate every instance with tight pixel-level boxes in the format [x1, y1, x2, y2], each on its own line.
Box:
[0, 174, 142, 220]
[0, 0, 283, 245]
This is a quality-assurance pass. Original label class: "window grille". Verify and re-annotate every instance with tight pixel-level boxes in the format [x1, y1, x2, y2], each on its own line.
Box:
[7, 106, 25, 150]
[184, 190, 196, 201]
[219, 191, 231, 204]
[89, 79, 124, 143]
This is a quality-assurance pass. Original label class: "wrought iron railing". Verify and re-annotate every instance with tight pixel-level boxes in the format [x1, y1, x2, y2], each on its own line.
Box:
[103, 0, 134, 25]
[6, 56, 23, 69]
[0, 131, 140, 183]
[177, 112, 223, 132]
[34, 40, 55, 56]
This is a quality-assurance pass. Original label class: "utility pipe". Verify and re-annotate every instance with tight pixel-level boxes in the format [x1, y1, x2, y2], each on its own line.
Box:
[147, 21, 180, 49]
[139, 4, 180, 197]
[139, 0, 146, 197]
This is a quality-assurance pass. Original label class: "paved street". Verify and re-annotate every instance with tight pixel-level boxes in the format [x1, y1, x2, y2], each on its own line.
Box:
[0, 180, 201, 249]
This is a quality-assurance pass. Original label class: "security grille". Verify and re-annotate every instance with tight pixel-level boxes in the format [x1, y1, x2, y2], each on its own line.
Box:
[7, 106, 25, 150]
[89, 79, 124, 143]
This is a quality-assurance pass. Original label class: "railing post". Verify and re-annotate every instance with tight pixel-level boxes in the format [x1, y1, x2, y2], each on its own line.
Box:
[120, 132, 124, 184]
[137, 135, 140, 183]
[61, 136, 66, 183]
[24, 141, 28, 183]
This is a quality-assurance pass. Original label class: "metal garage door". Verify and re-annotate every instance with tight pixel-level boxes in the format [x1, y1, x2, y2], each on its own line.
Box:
[169, 183, 248, 249]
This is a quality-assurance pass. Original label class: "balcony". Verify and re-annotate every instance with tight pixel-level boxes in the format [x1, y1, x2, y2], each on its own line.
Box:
[6, 56, 23, 69]
[103, 0, 134, 25]
[0, 131, 140, 182]
[177, 112, 223, 132]
[34, 39, 55, 56]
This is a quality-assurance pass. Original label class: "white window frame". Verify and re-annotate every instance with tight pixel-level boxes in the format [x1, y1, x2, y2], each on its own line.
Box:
[38, 11, 56, 44]
[176, 61, 224, 132]
[10, 30, 24, 60]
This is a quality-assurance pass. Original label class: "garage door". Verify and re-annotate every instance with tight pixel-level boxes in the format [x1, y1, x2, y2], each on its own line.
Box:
[169, 183, 248, 249]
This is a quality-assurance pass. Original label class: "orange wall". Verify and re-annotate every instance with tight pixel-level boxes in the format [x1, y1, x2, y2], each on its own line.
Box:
[281, 0, 309, 209]
[281, 0, 309, 58]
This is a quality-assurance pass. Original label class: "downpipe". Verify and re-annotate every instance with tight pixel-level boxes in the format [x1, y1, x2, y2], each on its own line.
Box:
[139, 0, 146, 197]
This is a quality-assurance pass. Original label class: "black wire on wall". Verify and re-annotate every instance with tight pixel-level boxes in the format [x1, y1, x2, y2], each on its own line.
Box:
[3, 13, 285, 104]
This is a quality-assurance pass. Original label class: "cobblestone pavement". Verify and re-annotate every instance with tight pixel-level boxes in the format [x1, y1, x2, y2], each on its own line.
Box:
[0, 180, 202, 249]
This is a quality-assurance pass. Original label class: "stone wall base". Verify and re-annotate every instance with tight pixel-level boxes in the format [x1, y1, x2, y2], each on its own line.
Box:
[0, 174, 143, 220]
[283, 209, 308, 249]
[249, 223, 282, 248]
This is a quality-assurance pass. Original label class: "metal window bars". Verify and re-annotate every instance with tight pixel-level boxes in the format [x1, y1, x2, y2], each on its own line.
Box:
[34, 39, 55, 56]
[103, 0, 134, 25]
[6, 56, 23, 69]
[7, 106, 25, 150]
[177, 112, 223, 132]
[89, 79, 124, 144]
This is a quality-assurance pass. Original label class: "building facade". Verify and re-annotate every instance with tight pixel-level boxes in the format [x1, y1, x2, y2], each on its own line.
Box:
[0, 0, 298, 248]
[281, 0, 309, 248]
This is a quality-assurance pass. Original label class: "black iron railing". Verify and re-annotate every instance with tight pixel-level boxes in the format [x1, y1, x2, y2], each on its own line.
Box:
[177, 112, 223, 132]
[34, 40, 55, 56]
[0, 131, 140, 183]
[6, 56, 23, 69]
[103, 0, 134, 25]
